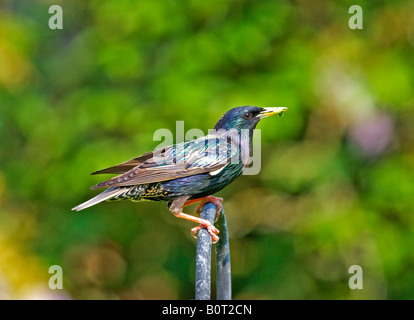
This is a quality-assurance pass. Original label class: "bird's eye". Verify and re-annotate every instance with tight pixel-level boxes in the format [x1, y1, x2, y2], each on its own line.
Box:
[243, 112, 253, 120]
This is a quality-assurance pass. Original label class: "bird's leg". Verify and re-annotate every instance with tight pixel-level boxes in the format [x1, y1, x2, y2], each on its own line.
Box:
[172, 212, 219, 243]
[195, 196, 223, 221]
[184, 196, 223, 222]
[170, 197, 220, 243]
[182, 198, 204, 208]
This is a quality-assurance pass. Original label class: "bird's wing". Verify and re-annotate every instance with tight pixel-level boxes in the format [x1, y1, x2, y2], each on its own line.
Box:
[90, 148, 168, 175]
[91, 135, 237, 190]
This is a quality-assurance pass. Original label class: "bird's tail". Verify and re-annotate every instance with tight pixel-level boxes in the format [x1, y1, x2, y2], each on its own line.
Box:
[72, 187, 126, 212]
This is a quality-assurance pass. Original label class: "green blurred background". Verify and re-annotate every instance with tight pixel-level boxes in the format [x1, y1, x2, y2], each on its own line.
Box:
[0, 0, 413, 299]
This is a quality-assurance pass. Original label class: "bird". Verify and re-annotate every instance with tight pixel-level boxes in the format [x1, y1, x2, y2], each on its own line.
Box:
[72, 106, 287, 243]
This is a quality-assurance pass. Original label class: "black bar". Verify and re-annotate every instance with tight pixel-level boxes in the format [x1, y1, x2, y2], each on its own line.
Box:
[195, 202, 216, 300]
[215, 207, 232, 300]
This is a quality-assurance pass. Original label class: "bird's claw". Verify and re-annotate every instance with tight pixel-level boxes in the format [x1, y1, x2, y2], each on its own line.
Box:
[195, 196, 223, 222]
[191, 221, 220, 244]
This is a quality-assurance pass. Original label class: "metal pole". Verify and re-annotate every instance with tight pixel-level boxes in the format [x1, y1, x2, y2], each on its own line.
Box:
[215, 207, 231, 300]
[195, 202, 231, 300]
[195, 202, 216, 300]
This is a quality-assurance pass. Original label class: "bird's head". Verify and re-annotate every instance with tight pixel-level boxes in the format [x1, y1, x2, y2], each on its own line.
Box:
[214, 106, 287, 131]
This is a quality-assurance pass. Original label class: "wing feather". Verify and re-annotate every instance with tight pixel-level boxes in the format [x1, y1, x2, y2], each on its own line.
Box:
[90, 148, 168, 175]
[90, 135, 238, 190]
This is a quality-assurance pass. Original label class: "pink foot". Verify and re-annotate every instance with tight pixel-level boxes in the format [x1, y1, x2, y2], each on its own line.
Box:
[191, 220, 220, 244]
[195, 196, 223, 221]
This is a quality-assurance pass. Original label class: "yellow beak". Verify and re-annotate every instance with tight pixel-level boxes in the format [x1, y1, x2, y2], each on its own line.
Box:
[259, 107, 288, 119]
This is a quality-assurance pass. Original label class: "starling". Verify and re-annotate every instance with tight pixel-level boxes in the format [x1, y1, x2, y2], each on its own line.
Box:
[72, 106, 287, 242]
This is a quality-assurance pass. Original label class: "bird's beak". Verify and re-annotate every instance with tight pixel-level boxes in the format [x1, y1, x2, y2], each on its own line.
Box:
[258, 107, 288, 119]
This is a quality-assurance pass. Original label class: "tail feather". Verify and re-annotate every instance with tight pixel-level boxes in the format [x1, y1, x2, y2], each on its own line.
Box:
[72, 187, 125, 212]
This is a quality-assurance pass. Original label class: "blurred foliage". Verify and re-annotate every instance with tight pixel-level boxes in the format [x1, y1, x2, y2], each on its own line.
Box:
[0, 0, 413, 299]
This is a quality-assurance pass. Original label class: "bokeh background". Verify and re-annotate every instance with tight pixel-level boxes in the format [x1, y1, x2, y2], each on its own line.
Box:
[0, 0, 413, 299]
